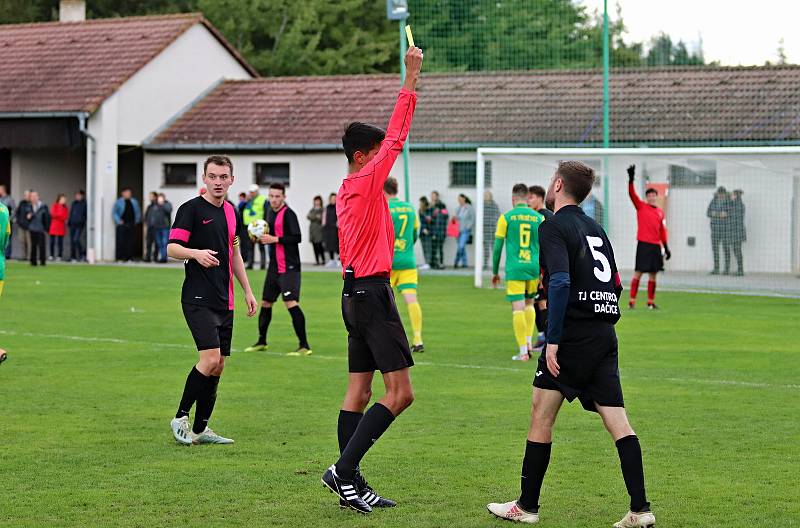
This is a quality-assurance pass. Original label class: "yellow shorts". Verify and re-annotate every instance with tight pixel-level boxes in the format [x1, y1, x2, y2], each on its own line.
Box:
[506, 279, 539, 302]
[390, 268, 418, 293]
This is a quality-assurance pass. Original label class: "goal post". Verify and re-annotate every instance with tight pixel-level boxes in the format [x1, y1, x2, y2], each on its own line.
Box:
[474, 146, 800, 297]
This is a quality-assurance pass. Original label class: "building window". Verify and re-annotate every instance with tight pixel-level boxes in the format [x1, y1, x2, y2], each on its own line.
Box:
[163, 163, 197, 187]
[668, 159, 717, 187]
[255, 163, 290, 187]
[449, 160, 492, 188]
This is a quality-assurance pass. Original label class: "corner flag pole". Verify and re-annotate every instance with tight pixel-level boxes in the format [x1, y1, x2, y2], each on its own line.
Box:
[400, 21, 411, 202]
[602, 0, 611, 232]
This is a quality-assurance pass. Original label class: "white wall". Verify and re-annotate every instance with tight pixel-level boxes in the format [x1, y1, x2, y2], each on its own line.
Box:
[115, 24, 253, 145]
[143, 151, 350, 264]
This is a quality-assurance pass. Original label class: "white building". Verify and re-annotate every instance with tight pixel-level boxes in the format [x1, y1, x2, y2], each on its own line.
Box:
[0, 4, 255, 260]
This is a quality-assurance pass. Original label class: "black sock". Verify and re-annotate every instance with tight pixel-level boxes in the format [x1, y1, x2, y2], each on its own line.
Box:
[518, 441, 551, 512]
[338, 410, 364, 454]
[175, 366, 205, 419]
[258, 306, 272, 343]
[192, 371, 217, 434]
[288, 305, 309, 349]
[535, 307, 548, 339]
[616, 435, 649, 512]
[335, 403, 395, 479]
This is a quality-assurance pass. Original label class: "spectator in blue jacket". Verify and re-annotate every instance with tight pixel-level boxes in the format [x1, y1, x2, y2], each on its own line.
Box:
[112, 188, 141, 262]
[68, 190, 87, 262]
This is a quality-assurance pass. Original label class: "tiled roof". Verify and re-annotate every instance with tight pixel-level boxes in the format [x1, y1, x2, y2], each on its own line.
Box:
[148, 66, 800, 148]
[0, 14, 256, 114]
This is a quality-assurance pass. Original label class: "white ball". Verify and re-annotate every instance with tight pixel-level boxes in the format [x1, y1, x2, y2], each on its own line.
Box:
[247, 219, 268, 241]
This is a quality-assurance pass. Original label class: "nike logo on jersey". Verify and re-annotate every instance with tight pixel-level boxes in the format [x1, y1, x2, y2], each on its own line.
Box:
[535, 371, 543, 377]
[284, 291, 292, 296]
[202, 219, 213, 224]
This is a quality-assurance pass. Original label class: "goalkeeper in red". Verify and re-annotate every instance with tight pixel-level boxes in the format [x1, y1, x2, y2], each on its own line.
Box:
[627, 165, 670, 309]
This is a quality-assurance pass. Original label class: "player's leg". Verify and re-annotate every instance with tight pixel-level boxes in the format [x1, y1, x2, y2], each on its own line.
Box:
[192, 311, 234, 444]
[646, 272, 658, 309]
[487, 388, 564, 523]
[629, 270, 643, 308]
[246, 273, 278, 351]
[507, 287, 528, 360]
[595, 404, 654, 527]
[282, 272, 311, 355]
[402, 291, 424, 352]
[523, 282, 538, 353]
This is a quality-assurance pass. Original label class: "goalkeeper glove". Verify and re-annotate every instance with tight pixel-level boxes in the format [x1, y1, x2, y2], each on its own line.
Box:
[663, 243, 671, 261]
[627, 164, 636, 184]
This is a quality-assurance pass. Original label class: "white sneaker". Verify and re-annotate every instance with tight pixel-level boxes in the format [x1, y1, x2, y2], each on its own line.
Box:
[170, 416, 192, 445]
[614, 510, 656, 528]
[192, 427, 234, 445]
[512, 352, 530, 361]
[487, 501, 539, 523]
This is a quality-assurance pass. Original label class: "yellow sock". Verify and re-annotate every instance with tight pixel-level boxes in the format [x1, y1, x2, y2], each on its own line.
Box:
[407, 301, 423, 345]
[512, 310, 528, 349]
[524, 305, 536, 341]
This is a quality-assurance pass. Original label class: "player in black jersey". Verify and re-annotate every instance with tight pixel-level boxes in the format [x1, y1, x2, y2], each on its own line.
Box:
[244, 183, 312, 356]
[528, 185, 553, 351]
[489, 162, 655, 528]
[167, 155, 258, 446]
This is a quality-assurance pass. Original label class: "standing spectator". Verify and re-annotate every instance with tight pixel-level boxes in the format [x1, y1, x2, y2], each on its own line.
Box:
[112, 187, 141, 262]
[16, 190, 32, 261]
[48, 194, 68, 261]
[322, 192, 339, 266]
[707, 186, 731, 275]
[0, 185, 15, 259]
[143, 191, 159, 262]
[454, 193, 474, 268]
[430, 190, 449, 269]
[307, 195, 326, 265]
[236, 191, 252, 266]
[729, 189, 746, 276]
[483, 190, 501, 268]
[418, 196, 433, 269]
[27, 191, 49, 266]
[153, 193, 172, 263]
[68, 190, 87, 262]
[581, 192, 604, 225]
[243, 184, 267, 270]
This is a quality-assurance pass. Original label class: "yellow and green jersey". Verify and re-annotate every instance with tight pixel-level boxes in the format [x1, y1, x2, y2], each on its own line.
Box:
[389, 197, 419, 270]
[493, 203, 544, 280]
[0, 202, 9, 281]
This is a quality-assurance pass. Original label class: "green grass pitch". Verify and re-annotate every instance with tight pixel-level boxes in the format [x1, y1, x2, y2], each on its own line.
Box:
[1, 262, 798, 527]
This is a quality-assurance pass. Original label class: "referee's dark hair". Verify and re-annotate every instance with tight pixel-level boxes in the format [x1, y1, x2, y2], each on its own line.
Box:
[384, 177, 399, 196]
[343, 122, 386, 163]
[556, 161, 595, 203]
[204, 154, 233, 175]
[512, 183, 529, 200]
[528, 185, 546, 199]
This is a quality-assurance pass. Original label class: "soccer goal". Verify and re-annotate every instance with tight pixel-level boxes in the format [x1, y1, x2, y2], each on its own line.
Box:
[473, 146, 800, 297]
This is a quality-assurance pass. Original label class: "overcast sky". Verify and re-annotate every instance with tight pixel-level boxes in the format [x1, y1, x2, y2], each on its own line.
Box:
[582, 0, 800, 65]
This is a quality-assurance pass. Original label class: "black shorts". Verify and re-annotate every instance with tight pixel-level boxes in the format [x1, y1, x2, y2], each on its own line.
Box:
[262, 269, 301, 303]
[342, 277, 414, 374]
[635, 241, 664, 272]
[533, 320, 623, 412]
[182, 303, 234, 356]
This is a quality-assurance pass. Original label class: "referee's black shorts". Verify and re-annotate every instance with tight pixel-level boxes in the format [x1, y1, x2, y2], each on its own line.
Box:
[635, 241, 664, 272]
[342, 276, 414, 374]
[533, 320, 623, 413]
[182, 303, 234, 356]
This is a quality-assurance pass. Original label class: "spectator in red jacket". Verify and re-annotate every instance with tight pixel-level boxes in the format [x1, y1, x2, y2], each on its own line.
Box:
[48, 194, 69, 261]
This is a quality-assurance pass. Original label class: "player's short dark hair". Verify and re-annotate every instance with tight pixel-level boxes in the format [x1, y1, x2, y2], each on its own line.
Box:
[384, 177, 399, 196]
[528, 185, 546, 199]
[512, 183, 529, 199]
[204, 155, 233, 175]
[343, 122, 386, 163]
[645, 188, 658, 196]
[556, 161, 595, 204]
[269, 182, 286, 194]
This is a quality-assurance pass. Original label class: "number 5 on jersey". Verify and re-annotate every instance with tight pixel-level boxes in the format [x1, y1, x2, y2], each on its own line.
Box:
[586, 236, 611, 283]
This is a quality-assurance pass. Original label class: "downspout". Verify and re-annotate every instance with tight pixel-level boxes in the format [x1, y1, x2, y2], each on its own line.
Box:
[78, 113, 98, 264]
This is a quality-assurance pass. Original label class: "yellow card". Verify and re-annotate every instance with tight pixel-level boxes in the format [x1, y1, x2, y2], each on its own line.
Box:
[405, 25, 414, 48]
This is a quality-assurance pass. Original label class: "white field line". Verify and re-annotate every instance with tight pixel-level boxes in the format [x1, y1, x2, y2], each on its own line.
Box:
[1, 329, 798, 390]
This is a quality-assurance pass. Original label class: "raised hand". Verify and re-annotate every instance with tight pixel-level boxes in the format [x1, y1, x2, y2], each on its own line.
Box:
[627, 165, 636, 183]
[403, 47, 423, 92]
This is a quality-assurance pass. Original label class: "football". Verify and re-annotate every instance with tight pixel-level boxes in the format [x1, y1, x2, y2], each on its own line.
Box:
[247, 219, 268, 241]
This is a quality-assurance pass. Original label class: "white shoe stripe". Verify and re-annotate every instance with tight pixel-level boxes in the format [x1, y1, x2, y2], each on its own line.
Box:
[363, 492, 374, 501]
[341, 484, 353, 490]
[343, 491, 357, 496]
[369, 496, 380, 505]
